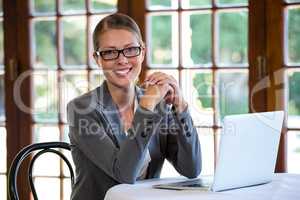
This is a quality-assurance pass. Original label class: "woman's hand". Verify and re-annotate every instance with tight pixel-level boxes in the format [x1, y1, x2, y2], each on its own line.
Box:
[142, 72, 188, 113]
[139, 81, 174, 111]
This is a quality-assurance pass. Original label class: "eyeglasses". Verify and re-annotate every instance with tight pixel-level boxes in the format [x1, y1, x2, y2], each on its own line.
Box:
[95, 46, 142, 60]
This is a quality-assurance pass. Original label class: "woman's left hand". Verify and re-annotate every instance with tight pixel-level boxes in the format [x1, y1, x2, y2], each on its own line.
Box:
[143, 72, 188, 113]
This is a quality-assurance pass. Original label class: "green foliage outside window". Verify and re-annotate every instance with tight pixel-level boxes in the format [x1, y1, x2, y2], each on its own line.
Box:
[288, 8, 300, 63]
[190, 14, 211, 64]
[193, 73, 212, 108]
[35, 21, 56, 67]
[151, 15, 172, 64]
[149, 0, 171, 7]
[289, 73, 300, 115]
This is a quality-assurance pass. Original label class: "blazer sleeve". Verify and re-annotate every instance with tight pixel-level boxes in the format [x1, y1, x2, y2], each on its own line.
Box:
[67, 100, 163, 184]
[165, 106, 202, 178]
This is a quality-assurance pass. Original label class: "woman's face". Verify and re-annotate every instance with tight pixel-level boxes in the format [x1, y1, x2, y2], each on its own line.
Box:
[95, 29, 145, 88]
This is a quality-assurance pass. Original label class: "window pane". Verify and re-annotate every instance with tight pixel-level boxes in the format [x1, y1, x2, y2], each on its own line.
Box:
[62, 0, 85, 13]
[287, 7, 300, 64]
[287, 0, 300, 3]
[0, 127, 6, 173]
[287, 131, 300, 173]
[182, 0, 211, 8]
[0, 175, 6, 200]
[182, 12, 211, 67]
[61, 71, 88, 122]
[147, 0, 178, 10]
[91, 0, 117, 12]
[90, 15, 107, 37]
[0, 20, 3, 68]
[63, 16, 87, 67]
[62, 126, 70, 143]
[216, 71, 249, 124]
[90, 15, 107, 68]
[217, 0, 248, 6]
[198, 128, 215, 175]
[182, 70, 214, 126]
[34, 178, 60, 200]
[62, 150, 74, 177]
[33, 71, 58, 122]
[32, 0, 55, 13]
[63, 178, 72, 200]
[61, 126, 75, 177]
[61, 126, 75, 178]
[33, 19, 57, 68]
[90, 70, 105, 90]
[288, 70, 300, 128]
[33, 125, 60, 176]
[33, 125, 60, 142]
[217, 10, 248, 66]
[147, 14, 178, 67]
[0, 72, 4, 121]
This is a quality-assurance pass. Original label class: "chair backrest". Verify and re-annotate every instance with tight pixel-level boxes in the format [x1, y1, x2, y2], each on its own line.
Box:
[8, 142, 75, 200]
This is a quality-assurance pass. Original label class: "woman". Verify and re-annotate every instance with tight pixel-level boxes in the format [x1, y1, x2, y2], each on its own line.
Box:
[67, 13, 201, 200]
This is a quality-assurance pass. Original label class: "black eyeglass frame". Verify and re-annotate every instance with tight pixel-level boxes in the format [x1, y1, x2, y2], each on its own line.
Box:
[95, 46, 143, 61]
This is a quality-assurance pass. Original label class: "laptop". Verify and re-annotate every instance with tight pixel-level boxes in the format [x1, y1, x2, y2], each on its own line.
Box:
[153, 111, 284, 192]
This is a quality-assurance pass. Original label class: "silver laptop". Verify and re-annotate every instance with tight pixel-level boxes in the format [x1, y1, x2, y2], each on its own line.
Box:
[154, 111, 284, 192]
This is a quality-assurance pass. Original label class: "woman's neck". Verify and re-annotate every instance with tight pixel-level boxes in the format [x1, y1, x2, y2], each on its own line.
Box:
[106, 81, 135, 111]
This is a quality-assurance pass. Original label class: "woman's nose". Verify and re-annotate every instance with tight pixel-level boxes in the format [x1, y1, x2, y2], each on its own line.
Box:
[116, 52, 129, 64]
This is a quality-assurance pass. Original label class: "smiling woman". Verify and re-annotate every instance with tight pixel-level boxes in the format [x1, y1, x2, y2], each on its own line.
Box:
[67, 13, 202, 200]
[93, 28, 144, 88]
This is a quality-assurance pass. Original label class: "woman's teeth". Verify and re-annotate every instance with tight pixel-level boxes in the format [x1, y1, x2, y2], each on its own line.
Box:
[115, 68, 131, 76]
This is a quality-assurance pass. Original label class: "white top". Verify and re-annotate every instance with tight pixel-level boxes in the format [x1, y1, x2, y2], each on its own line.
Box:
[104, 173, 300, 200]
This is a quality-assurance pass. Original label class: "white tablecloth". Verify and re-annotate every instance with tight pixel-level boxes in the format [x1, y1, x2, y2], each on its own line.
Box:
[104, 173, 300, 200]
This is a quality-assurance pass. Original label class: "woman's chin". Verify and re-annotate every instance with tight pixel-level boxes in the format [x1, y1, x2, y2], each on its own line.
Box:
[106, 72, 138, 89]
[108, 79, 132, 89]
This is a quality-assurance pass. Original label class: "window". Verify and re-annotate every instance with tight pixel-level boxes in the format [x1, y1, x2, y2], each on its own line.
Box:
[284, 0, 300, 173]
[145, 0, 249, 177]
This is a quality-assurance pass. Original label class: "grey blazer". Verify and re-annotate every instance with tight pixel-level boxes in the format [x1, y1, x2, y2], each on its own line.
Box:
[67, 81, 202, 200]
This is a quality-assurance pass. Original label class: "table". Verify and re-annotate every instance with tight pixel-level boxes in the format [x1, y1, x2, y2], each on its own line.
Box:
[104, 173, 300, 200]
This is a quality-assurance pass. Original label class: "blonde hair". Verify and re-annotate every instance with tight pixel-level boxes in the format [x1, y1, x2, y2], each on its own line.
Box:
[93, 13, 144, 51]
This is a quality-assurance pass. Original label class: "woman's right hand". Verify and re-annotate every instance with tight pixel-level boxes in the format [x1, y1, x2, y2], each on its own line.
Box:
[139, 82, 174, 111]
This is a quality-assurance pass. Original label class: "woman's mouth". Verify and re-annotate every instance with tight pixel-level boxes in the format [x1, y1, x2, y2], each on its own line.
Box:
[114, 67, 133, 77]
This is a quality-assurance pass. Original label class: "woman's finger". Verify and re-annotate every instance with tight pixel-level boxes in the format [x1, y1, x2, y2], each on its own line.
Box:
[145, 72, 164, 82]
[145, 72, 170, 83]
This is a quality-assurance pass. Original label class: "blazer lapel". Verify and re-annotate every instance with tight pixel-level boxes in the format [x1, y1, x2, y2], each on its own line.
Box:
[95, 81, 150, 148]
[96, 81, 126, 146]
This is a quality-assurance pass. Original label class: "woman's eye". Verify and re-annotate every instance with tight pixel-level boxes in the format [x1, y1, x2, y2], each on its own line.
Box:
[102, 50, 115, 55]
[125, 47, 138, 54]
[128, 47, 137, 52]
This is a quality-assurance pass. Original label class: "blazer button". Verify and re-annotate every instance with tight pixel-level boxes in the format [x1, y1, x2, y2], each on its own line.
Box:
[145, 127, 151, 133]
[186, 131, 191, 137]
[184, 124, 189, 131]
[141, 131, 147, 138]
[180, 118, 185, 124]
[147, 120, 153, 125]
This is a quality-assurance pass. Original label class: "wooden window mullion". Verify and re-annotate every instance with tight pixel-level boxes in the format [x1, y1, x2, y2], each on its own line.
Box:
[266, 0, 286, 172]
